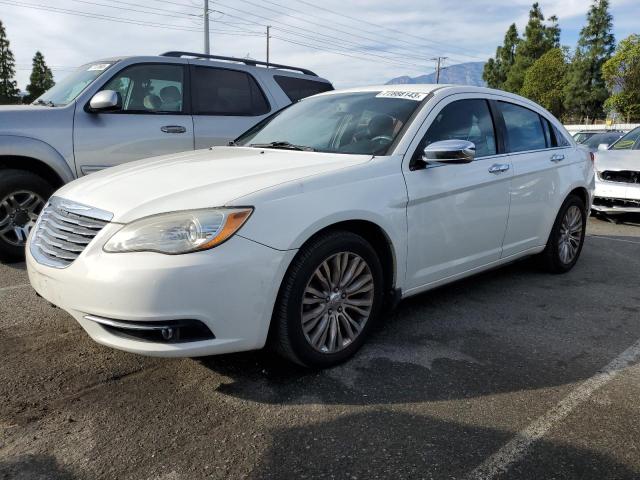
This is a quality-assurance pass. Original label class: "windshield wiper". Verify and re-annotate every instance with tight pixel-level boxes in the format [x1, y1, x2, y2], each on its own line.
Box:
[33, 99, 55, 107]
[249, 141, 315, 151]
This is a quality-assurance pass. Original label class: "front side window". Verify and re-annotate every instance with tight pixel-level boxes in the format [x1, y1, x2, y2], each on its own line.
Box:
[273, 75, 333, 102]
[35, 62, 115, 106]
[236, 91, 421, 155]
[102, 64, 185, 113]
[611, 127, 640, 150]
[421, 99, 497, 158]
[499, 102, 546, 152]
[192, 66, 270, 116]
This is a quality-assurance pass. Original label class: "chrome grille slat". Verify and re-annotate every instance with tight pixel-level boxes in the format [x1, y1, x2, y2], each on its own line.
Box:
[30, 197, 112, 268]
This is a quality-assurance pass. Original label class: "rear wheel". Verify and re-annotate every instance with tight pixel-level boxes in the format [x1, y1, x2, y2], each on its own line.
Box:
[0, 170, 53, 262]
[271, 231, 384, 368]
[539, 194, 586, 273]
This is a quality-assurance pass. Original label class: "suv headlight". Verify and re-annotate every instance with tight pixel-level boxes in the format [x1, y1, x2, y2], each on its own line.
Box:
[103, 208, 253, 254]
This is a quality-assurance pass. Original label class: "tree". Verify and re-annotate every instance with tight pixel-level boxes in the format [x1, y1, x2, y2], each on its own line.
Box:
[0, 20, 19, 104]
[504, 3, 560, 93]
[563, 0, 615, 122]
[521, 48, 568, 117]
[25, 51, 55, 103]
[483, 23, 520, 89]
[602, 34, 640, 122]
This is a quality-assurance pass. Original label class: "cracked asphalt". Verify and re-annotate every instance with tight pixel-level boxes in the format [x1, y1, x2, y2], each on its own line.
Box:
[1, 215, 639, 480]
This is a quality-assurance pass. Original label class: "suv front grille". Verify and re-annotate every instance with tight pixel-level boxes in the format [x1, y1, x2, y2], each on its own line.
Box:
[600, 170, 640, 184]
[30, 197, 113, 268]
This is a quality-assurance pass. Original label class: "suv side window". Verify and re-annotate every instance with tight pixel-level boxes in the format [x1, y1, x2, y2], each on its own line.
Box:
[191, 66, 270, 116]
[273, 75, 333, 102]
[102, 64, 185, 113]
[498, 101, 546, 152]
[420, 99, 497, 158]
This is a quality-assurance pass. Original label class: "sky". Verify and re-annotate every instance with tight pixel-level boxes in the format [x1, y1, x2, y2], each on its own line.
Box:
[2, 0, 638, 91]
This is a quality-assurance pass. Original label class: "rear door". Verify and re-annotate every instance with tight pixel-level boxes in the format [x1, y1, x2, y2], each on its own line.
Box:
[190, 65, 273, 149]
[497, 101, 575, 256]
[73, 63, 194, 175]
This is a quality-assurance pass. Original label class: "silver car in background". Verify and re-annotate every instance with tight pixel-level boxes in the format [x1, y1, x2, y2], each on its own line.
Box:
[592, 126, 640, 214]
[0, 51, 333, 260]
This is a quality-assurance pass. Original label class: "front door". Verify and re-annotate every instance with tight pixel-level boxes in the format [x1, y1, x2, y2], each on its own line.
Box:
[73, 63, 194, 176]
[403, 96, 512, 292]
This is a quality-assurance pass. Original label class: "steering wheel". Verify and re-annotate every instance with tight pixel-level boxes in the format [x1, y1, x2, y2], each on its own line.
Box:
[370, 135, 393, 144]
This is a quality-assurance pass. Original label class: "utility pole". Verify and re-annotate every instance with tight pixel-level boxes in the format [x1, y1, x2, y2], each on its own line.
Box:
[432, 56, 448, 84]
[204, 0, 210, 54]
[266, 25, 271, 67]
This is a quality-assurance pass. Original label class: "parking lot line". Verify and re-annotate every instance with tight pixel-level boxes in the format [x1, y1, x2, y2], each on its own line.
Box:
[587, 235, 640, 245]
[466, 338, 640, 480]
[0, 284, 30, 292]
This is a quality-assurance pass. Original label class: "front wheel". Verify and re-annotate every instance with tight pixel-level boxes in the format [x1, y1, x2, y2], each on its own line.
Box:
[0, 170, 53, 262]
[539, 194, 587, 273]
[271, 231, 384, 368]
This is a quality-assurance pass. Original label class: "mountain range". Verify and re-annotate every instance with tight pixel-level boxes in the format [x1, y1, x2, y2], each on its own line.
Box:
[386, 61, 486, 87]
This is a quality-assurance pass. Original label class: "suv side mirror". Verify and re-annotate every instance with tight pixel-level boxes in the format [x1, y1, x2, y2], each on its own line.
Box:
[89, 90, 122, 112]
[597, 143, 609, 151]
[423, 140, 475, 164]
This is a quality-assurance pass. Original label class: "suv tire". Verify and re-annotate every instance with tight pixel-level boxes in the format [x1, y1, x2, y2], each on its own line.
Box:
[0, 170, 53, 262]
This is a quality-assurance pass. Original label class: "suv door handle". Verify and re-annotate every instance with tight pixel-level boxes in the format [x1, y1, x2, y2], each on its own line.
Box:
[161, 125, 187, 134]
[550, 153, 565, 162]
[488, 163, 510, 174]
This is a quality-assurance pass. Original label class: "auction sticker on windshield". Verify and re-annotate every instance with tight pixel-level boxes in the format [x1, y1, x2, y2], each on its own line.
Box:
[375, 91, 429, 101]
[87, 63, 111, 71]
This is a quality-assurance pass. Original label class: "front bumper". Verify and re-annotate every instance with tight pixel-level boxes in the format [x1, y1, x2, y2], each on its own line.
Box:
[592, 175, 640, 213]
[26, 225, 295, 357]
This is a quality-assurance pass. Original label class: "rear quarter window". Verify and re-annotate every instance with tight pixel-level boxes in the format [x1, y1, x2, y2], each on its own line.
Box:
[273, 75, 333, 102]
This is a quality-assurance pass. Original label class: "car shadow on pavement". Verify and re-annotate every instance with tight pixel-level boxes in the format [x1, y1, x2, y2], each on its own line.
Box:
[247, 410, 639, 480]
[198, 248, 639, 406]
[0, 454, 77, 480]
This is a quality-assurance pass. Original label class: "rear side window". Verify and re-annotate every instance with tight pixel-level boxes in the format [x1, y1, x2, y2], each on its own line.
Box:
[421, 99, 497, 158]
[552, 125, 571, 147]
[273, 75, 333, 102]
[498, 101, 547, 152]
[191, 66, 270, 116]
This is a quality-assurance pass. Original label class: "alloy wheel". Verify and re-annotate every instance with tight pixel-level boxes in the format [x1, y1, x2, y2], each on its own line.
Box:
[300, 252, 374, 354]
[0, 190, 46, 247]
[557, 205, 583, 264]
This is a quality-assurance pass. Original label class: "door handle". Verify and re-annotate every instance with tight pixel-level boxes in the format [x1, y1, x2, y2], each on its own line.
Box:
[488, 163, 510, 174]
[550, 153, 565, 162]
[161, 125, 187, 134]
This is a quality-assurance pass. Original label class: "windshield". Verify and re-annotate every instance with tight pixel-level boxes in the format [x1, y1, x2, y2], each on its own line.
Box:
[35, 62, 116, 106]
[610, 127, 640, 150]
[236, 91, 424, 155]
[584, 132, 623, 149]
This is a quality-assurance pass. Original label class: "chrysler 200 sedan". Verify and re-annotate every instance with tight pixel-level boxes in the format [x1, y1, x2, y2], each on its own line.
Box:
[26, 85, 595, 367]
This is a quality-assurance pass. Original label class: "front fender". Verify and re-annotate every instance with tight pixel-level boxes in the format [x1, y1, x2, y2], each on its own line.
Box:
[0, 135, 75, 183]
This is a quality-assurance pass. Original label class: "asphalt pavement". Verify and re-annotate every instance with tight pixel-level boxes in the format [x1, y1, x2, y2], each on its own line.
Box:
[1, 215, 639, 480]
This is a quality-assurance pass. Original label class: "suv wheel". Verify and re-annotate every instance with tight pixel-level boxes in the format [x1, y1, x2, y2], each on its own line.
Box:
[271, 231, 384, 368]
[539, 194, 586, 273]
[0, 170, 53, 262]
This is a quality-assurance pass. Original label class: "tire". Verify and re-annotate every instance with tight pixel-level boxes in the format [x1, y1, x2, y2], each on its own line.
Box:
[539, 194, 587, 274]
[271, 230, 384, 368]
[0, 169, 53, 262]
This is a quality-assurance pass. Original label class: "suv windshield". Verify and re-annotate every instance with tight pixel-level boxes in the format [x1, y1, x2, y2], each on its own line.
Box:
[34, 62, 115, 107]
[610, 127, 640, 150]
[236, 91, 424, 155]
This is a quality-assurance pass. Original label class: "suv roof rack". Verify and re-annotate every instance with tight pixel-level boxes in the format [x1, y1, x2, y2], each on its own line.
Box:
[160, 51, 318, 77]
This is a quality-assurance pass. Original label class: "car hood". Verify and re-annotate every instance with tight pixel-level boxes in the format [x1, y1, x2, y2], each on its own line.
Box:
[594, 150, 640, 172]
[56, 147, 372, 223]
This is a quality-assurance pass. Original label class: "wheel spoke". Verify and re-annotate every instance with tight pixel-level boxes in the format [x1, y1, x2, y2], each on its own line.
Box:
[346, 274, 373, 295]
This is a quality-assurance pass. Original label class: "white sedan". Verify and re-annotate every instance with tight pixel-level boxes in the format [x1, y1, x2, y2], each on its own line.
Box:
[26, 85, 595, 367]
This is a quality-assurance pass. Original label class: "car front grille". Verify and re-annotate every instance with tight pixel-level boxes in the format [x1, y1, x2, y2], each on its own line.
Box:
[593, 197, 640, 208]
[599, 170, 640, 184]
[30, 197, 113, 268]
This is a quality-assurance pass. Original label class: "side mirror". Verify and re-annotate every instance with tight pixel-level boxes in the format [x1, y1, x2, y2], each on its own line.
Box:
[423, 140, 475, 164]
[597, 143, 609, 151]
[89, 90, 122, 112]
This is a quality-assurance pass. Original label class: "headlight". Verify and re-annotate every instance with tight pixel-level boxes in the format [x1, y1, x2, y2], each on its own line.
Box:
[103, 208, 253, 254]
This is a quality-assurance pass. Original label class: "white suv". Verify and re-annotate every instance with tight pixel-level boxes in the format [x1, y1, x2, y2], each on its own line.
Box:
[26, 85, 595, 367]
[0, 51, 332, 260]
